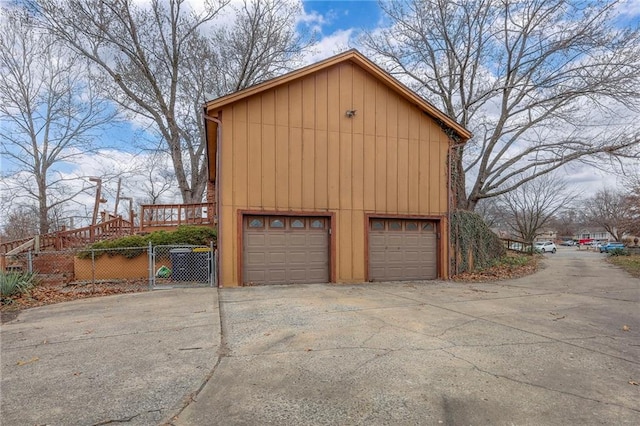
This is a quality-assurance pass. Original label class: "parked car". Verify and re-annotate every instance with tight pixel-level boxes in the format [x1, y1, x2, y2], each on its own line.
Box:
[599, 242, 625, 253]
[560, 240, 575, 246]
[534, 241, 557, 253]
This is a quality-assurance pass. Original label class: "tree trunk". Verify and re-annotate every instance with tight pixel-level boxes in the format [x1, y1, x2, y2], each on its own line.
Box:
[38, 176, 49, 234]
[451, 149, 469, 210]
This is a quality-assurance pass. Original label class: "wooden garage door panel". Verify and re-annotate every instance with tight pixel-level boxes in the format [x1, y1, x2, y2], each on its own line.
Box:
[246, 234, 266, 247]
[269, 252, 286, 263]
[369, 219, 437, 281]
[244, 216, 329, 285]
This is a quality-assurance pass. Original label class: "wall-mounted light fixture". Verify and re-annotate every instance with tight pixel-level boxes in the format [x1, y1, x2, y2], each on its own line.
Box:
[345, 109, 357, 118]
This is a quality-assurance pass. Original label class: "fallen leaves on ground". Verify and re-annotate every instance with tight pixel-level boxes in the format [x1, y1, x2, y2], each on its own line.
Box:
[3, 254, 540, 320]
[16, 357, 39, 366]
[451, 255, 539, 283]
[1, 281, 148, 322]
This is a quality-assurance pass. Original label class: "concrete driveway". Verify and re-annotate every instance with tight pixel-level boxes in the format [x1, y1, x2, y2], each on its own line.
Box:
[2, 248, 639, 425]
[1, 288, 220, 425]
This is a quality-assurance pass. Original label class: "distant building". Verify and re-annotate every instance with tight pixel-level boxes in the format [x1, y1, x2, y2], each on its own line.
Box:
[574, 228, 617, 242]
[535, 230, 558, 242]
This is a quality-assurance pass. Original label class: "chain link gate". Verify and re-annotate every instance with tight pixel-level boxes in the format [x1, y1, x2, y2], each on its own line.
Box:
[149, 243, 216, 289]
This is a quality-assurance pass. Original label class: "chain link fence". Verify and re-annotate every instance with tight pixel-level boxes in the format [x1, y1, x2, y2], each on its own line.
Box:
[1, 243, 216, 294]
[150, 244, 216, 289]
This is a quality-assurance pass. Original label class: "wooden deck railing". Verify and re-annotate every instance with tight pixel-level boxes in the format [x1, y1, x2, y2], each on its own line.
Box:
[0, 202, 216, 254]
[0, 217, 134, 254]
[140, 202, 215, 230]
[501, 238, 534, 253]
[0, 236, 33, 255]
[51, 216, 134, 249]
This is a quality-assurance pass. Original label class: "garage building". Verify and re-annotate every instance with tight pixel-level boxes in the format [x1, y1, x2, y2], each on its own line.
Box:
[204, 50, 471, 286]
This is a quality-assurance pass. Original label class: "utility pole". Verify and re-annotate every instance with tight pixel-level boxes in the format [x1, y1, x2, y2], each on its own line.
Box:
[89, 177, 107, 226]
[114, 178, 122, 216]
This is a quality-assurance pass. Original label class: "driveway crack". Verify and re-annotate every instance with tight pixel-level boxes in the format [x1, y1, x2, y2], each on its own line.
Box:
[92, 409, 162, 425]
[441, 348, 640, 414]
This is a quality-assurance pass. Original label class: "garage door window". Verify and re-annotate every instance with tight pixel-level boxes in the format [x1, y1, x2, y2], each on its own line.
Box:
[310, 219, 325, 229]
[248, 217, 264, 228]
[389, 221, 402, 231]
[270, 218, 285, 228]
[406, 222, 418, 231]
[371, 220, 384, 230]
[422, 222, 434, 231]
[291, 219, 305, 228]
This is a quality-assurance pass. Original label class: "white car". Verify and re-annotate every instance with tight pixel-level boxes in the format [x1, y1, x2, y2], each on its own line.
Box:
[535, 241, 557, 253]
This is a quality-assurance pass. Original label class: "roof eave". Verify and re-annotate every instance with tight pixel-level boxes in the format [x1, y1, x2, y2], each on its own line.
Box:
[204, 49, 472, 141]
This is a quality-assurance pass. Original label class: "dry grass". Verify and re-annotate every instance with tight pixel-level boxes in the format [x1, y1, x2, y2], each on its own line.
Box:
[607, 254, 640, 278]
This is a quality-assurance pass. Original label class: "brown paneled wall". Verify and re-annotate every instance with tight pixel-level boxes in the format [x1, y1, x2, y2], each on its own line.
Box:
[216, 61, 451, 285]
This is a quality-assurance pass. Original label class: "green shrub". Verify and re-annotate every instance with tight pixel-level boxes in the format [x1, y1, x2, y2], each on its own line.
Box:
[1, 272, 37, 299]
[146, 226, 217, 246]
[608, 248, 629, 257]
[451, 210, 506, 274]
[77, 226, 217, 259]
[496, 254, 531, 268]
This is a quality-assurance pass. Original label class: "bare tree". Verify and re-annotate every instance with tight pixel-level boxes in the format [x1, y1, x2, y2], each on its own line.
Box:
[474, 198, 502, 229]
[362, 0, 640, 210]
[583, 188, 630, 241]
[139, 152, 177, 204]
[1, 207, 40, 241]
[495, 174, 575, 242]
[0, 8, 115, 234]
[213, 0, 311, 93]
[31, 0, 310, 204]
[621, 172, 640, 237]
[547, 208, 583, 239]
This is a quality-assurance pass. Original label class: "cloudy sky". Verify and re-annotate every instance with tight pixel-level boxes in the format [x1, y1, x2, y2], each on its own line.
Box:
[2, 0, 639, 229]
[298, 0, 640, 193]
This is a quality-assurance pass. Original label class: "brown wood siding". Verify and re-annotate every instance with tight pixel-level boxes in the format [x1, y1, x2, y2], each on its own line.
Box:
[217, 61, 452, 286]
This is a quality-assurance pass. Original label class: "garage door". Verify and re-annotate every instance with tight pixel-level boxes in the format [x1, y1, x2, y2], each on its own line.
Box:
[369, 218, 437, 281]
[244, 216, 329, 285]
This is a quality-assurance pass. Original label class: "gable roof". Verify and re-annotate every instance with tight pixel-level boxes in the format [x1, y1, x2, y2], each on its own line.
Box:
[204, 49, 472, 141]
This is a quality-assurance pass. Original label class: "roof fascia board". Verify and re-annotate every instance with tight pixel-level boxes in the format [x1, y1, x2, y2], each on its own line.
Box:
[204, 49, 471, 141]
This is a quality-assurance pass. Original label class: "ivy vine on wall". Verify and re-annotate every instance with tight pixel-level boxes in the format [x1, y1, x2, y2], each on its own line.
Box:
[450, 210, 505, 275]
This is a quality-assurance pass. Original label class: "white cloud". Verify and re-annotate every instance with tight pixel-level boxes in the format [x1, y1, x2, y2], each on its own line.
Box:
[297, 8, 326, 26]
[301, 29, 354, 65]
[1, 149, 182, 229]
[615, 0, 640, 18]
